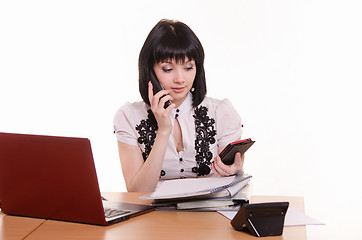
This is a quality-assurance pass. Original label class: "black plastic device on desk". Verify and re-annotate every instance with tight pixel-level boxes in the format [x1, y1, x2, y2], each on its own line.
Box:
[231, 202, 289, 237]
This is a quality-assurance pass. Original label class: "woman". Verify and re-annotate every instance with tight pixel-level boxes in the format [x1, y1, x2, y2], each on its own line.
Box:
[114, 19, 245, 192]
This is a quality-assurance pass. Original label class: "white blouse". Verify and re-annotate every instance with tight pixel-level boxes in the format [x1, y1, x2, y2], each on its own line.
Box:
[113, 93, 243, 180]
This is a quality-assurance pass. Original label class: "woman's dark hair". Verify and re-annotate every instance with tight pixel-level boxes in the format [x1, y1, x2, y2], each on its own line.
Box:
[138, 19, 206, 107]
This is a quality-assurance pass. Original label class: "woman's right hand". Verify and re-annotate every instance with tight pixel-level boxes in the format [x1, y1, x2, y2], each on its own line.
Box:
[148, 81, 175, 135]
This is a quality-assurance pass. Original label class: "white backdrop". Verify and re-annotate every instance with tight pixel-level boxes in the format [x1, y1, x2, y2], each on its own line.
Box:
[1, 1, 361, 239]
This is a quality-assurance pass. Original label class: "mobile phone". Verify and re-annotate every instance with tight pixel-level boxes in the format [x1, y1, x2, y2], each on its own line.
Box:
[150, 70, 171, 109]
[219, 138, 255, 165]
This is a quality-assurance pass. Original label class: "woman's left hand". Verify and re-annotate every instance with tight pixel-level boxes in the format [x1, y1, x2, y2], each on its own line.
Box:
[211, 152, 245, 177]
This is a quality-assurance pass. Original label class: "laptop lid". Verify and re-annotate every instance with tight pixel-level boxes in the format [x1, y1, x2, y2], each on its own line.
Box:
[0, 132, 153, 225]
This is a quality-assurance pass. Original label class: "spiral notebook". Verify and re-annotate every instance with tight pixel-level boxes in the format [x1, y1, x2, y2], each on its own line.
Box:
[140, 174, 252, 200]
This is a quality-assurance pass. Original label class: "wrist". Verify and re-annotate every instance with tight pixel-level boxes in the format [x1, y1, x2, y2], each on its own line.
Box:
[157, 128, 172, 137]
[235, 169, 244, 175]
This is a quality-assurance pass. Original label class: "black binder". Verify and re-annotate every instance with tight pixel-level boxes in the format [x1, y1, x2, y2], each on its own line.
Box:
[231, 202, 289, 237]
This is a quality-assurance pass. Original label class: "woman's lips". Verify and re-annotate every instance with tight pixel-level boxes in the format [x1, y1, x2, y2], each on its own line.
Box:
[171, 87, 185, 93]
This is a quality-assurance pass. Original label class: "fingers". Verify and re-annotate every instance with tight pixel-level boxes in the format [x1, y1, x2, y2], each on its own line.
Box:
[148, 81, 174, 111]
[212, 153, 245, 177]
[212, 155, 232, 177]
[147, 82, 175, 134]
[148, 81, 154, 105]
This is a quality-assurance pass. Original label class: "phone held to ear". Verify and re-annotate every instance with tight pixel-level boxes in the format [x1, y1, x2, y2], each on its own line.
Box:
[150, 71, 171, 109]
[219, 138, 255, 165]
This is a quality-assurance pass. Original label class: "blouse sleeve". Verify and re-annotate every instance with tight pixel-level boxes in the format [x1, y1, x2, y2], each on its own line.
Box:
[113, 103, 139, 146]
[215, 99, 243, 147]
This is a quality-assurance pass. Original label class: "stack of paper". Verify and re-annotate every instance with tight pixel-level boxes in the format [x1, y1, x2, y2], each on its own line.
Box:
[139, 174, 252, 211]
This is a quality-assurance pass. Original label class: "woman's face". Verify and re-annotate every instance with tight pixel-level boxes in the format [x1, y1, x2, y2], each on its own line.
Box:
[153, 57, 196, 107]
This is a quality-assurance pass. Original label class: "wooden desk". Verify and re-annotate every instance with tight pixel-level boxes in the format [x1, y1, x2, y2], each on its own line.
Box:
[8, 193, 305, 240]
[0, 213, 46, 240]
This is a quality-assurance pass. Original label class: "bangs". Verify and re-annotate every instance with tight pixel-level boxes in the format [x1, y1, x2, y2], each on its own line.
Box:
[153, 45, 197, 64]
[152, 29, 201, 65]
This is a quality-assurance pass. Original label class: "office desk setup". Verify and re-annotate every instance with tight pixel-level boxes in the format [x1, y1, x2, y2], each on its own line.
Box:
[0, 133, 309, 239]
[0, 192, 307, 240]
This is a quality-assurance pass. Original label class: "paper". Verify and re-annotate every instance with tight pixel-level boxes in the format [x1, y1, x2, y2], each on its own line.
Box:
[218, 207, 324, 226]
[284, 207, 324, 226]
[149, 176, 235, 198]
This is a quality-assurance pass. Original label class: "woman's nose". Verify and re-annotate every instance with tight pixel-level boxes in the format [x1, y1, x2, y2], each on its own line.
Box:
[173, 69, 186, 83]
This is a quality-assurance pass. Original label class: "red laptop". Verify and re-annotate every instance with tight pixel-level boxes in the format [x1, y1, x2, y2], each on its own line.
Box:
[0, 132, 153, 225]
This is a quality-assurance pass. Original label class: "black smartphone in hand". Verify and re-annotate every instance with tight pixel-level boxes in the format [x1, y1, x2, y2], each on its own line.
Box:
[150, 70, 171, 109]
[219, 138, 255, 165]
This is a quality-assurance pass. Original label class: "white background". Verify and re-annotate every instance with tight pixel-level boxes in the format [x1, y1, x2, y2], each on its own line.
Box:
[1, 1, 361, 239]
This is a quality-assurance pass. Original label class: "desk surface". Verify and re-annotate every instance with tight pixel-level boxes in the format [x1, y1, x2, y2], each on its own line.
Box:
[0, 193, 306, 240]
[0, 213, 46, 240]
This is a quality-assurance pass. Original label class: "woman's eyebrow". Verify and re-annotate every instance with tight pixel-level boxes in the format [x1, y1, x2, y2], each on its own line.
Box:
[160, 60, 173, 64]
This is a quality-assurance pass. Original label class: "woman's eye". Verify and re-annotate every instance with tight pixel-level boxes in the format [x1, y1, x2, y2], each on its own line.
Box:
[186, 64, 194, 70]
[162, 67, 173, 72]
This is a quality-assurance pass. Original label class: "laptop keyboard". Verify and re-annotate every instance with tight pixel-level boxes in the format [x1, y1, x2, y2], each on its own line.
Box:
[104, 208, 130, 218]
